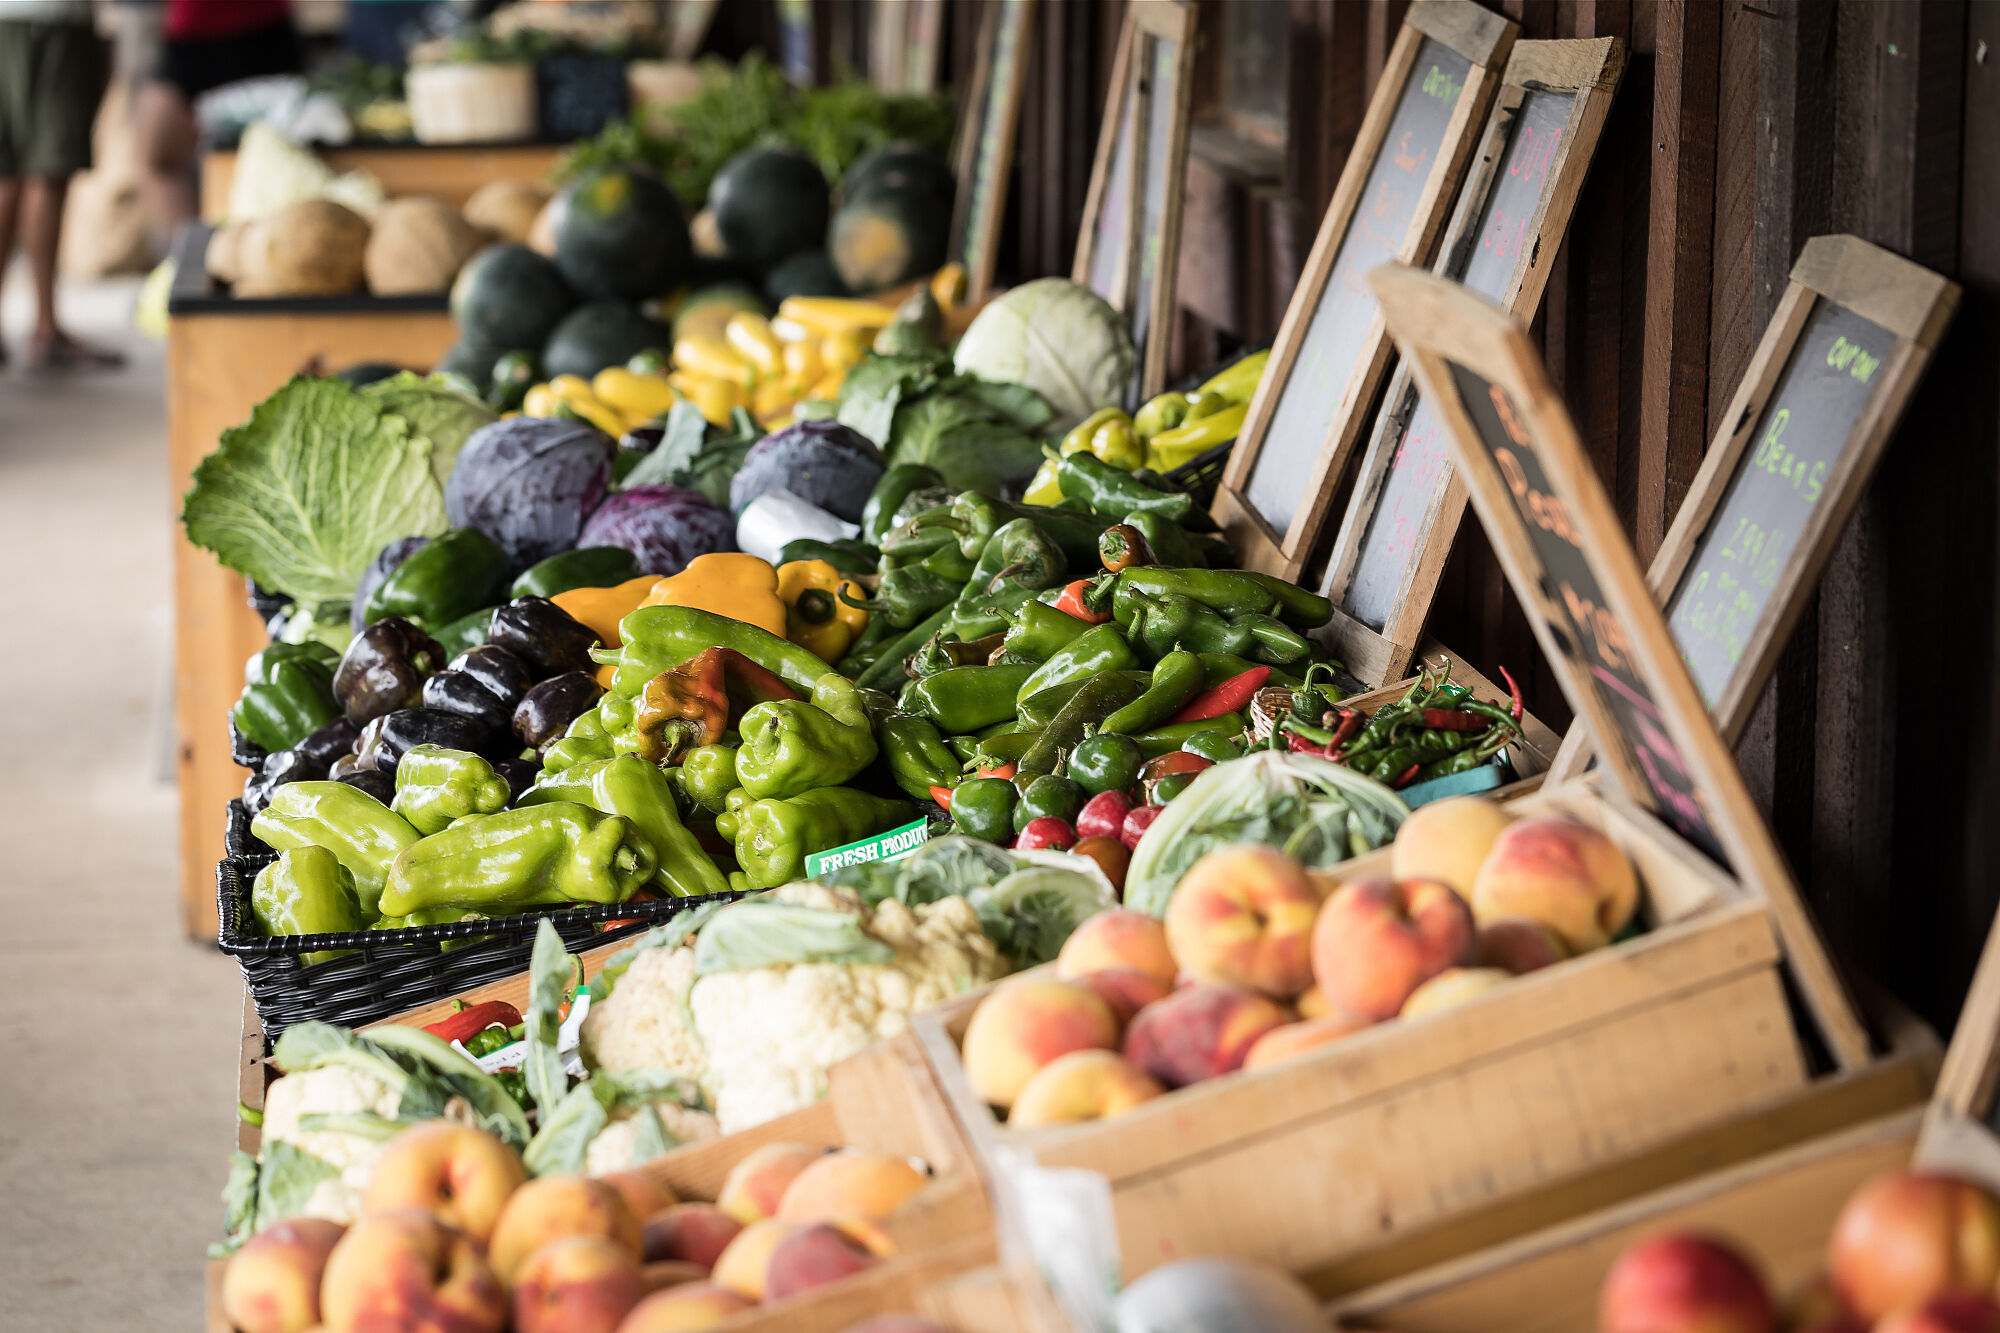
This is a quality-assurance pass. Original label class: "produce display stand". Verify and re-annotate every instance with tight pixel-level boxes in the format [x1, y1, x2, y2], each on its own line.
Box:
[167, 225, 456, 942]
[198, 141, 563, 221]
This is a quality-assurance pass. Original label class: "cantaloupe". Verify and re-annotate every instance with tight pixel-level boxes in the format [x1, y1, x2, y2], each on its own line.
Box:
[364, 195, 488, 295]
[462, 179, 551, 244]
[232, 199, 370, 297]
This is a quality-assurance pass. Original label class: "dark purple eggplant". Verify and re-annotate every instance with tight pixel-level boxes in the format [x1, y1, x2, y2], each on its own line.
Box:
[333, 619, 447, 725]
[514, 671, 605, 751]
[421, 670, 513, 731]
[378, 707, 511, 768]
[447, 645, 534, 709]
[495, 757, 541, 802]
[351, 536, 433, 633]
[295, 717, 362, 773]
[487, 597, 599, 679]
[336, 768, 397, 806]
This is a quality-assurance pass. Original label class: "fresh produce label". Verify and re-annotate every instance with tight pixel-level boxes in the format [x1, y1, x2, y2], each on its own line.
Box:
[804, 818, 931, 877]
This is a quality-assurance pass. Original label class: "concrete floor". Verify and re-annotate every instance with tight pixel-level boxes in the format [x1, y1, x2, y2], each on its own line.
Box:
[0, 267, 242, 1327]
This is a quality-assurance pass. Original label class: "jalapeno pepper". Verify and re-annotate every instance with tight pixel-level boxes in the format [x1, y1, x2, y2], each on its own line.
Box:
[1014, 622, 1139, 706]
[878, 712, 962, 801]
[1055, 452, 1194, 521]
[1018, 674, 1146, 776]
[1100, 649, 1204, 735]
[1002, 598, 1093, 663]
[899, 664, 1037, 735]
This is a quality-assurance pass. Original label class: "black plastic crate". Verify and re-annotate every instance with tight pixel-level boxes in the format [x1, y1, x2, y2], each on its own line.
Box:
[219, 801, 737, 1036]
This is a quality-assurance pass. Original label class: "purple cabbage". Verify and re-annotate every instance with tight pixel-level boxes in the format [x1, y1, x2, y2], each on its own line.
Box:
[577, 485, 734, 577]
[445, 417, 612, 569]
[728, 418, 884, 521]
[350, 535, 430, 632]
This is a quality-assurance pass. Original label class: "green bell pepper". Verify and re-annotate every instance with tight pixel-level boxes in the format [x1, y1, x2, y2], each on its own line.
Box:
[861, 463, 947, 545]
[250, 781, 420, 918]
[251, 846, 364, 963]
[366, 528, 514, 628]
[900, 664, 1037, 736]
[232, 642, 340, 753]
[735, 673, 878, 800]
[877, 713, 960, 801]
[717, 787, 910, 888]
[511, 546, 644, 600]
[391, 745, 512, 836]
[608, 606, 830, 697]
[679, 743, 742, 813]
[1015, 622, 1139, 705]
[430, 606, 497, 658]
[519, 755, 729, 898]
[379, 801, 657, 916]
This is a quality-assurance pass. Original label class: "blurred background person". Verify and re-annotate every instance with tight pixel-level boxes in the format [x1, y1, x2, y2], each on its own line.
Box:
[0, 0, 121, 370]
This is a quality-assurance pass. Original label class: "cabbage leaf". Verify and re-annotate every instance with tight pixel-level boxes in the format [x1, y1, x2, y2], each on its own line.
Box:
[182, 377, 448, 609]
[358, 372, 497, 489]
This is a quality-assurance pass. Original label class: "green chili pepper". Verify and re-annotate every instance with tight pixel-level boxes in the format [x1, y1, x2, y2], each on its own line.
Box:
[844, 564, 962, 629]
[519, 755, 729, 898]
[1181, 730, 1245, 764]
[511, 546, 643, 600]
[1019, 674, 1147, 776]
[251, 846, 364, 962]
[232, 643, 341, 753]
[391, 744, 512, 836]
[862, 464, 948, 544]
[1111, 567, 1335, 629]
[1002, 599, 1093, 663]
[940, 493, 1111, 567]
[1068, 732, 1145, 795]
[380, 801, 657, 915]
[834, 614, 900, 679]
[948, 777, 1017, 843]
[1018, 678, 1094, 730]
[972, 729, 1043, 767]
[1015, 622, 1139, 706]
[251, 781, 420, 918]
[1055, 452, 1194, 521]
[878, 713, 961, 800]
[775, 537, 880, 576]
[677, 743, 742, 813]
[1122, 510, 1207, 568]
[880, 509, 958, 563]
[736, 674, 878, 800]
[729, 787, 910, 888]
[1130, 714, 1247, 758]
[367, 528, 514, 629]
[854, 605, 953, 692]
[900, 664, 1037, 736]
[1100, 649, 1204, 735]
[608, 606, 830, 698]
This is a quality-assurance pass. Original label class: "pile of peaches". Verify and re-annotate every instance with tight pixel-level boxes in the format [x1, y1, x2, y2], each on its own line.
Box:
[218, 1120, 944, 1333]
[1597, 1168, 2000, 1333]
[958, 795, 1642, 1125]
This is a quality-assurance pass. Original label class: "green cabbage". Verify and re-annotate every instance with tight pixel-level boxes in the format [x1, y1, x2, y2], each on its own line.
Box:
[952, 278, 1136, 430]
[358, 371, 497, 490]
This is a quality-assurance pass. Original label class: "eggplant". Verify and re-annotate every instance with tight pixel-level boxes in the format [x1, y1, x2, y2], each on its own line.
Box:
[336, 768, 397, 806]
[334, 619, 447, 725]
[376, 707, 512, 768]
[495, 757, 542, 802]
[421, 669, 513, 731]
[295, 717, 361, 773]
[448, 645, 534, 710]
[488, 597, 599, 679]
[242, 717, 364, 813]
[513, 671, 606, 751]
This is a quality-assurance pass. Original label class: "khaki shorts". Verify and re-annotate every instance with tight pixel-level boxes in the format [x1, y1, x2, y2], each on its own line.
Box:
[0, 19, 103, 178]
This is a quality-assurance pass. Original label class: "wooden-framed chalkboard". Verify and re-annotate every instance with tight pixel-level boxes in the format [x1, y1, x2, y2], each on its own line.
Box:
[1211, 1, 1516, 579]
[1070, 0, 1199, 403]
[1313, 37, 1624, 689]
[1544, 235, 1959, 784]
[1369, 262, 1872, 1072]
[950, 0, 1037, 304]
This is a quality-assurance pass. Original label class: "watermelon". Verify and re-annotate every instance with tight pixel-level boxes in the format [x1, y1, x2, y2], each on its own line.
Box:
[838, 142, 954, 208]
[542, 301, 674, 379]
[707, 145, 830, 273]
[670, 283, 769, 346]
[549, 165, 692, 302]
[829, 180, 953, 293]
[450, 243, 577, 352]
[763, 250, 850, 305]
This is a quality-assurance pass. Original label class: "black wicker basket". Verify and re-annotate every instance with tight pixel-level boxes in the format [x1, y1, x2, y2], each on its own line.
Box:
[219, 800, 737, 1036]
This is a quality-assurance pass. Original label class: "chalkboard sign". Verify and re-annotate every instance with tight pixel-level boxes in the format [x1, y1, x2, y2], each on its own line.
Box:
[1545, 234, 1960, 784]
[1370, 261, 1871, 1072]
[1315, 38, 1623, 688]
[951, 0, 1036, 303]
[1071, 1, 1196, 403]
[1212, 1, 1515, 578]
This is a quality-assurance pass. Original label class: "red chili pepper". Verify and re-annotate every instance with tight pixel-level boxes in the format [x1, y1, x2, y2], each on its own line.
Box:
[1498, 663, 1523, 721]
[929, 785, 954, 811]
[1421, 708, 1488, 731]
[1141, 750, 1212, 782]
[1391, 763, 1422, 789]
[1328, 708, 1365, 749]
[1053, 579, 1114, 624]
[424, 1000, 522, 1047]
[1287, 732, 1330, 755]
[976, 761, 1017, 780]
[1166, 666, 1270, 725]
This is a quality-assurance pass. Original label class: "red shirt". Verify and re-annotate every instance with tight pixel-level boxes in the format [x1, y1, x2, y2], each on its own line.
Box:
[165, 0, 292, 42]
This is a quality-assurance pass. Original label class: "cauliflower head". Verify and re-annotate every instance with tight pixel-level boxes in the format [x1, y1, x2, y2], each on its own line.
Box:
[584, 1101, 722, 1176]
[258, 1064, 405, 1224]
[580, 941, 709, 1089]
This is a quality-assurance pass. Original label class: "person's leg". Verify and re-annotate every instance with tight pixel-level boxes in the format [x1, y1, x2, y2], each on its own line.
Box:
[22, 20, 121, 370]
[134, 77, 197, 242]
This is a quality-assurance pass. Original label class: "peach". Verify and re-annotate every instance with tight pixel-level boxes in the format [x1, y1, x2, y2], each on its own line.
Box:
[1009, 1049, 1166, 1127]
[489, 1176, 644, 1282]
[1073, 966, 1172, 1025]
[716, 1142, 822, 1224]
[764, 1223, 881, 1301]
[361, 1121, 526, 1245]
[514, 1235, 649, 1333]
[1296, 984, 1334, 1020]
[1400, 966, 1512, 1019]
[1165, 845, 1320, 998]
[1391, 795, 1513, 897]
[221, 1217, 345, 1333]
[615, 1283, 754, 1331]
[1878, 1296, 2000, 1333]
[839, 1320, 951, 1333]
[961, 976, 1119, 1109]
[641, 1260, 710, 1292]
[1241, 1013, 1373, 1071]
[1471, 816, 1639, 953]
[1122, 983, 1292, 1089]
[1476, 916, 1567, 975]
[321, 1209, 507, 1333]
[1311, 876, 1475, 1021]
[1598, 1233, 1776, 1333]
[642, 1203, 742, 1269]
[600, 1170, 678, 1223]
[777, 1148, 927, 1223]
[1056, 908, 1178, 988]
[1829, 1170, 2000, 1321]
[830, 1216, 897, 1259]
[710, 1218, 805, 1300]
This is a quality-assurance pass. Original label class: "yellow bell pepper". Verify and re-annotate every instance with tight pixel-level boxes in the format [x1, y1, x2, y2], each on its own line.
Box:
[1197, 349, 1271, 404]
[552, 576, 661, 651]
[673, 334, 755, 388]
[639, 553, 787, 637]
[591, 366, 678, 420]
[724, 312, 785, 379]
[1022, 457, 1065, 506]
[776, 560, 869, 661]
[776, 296, 896, 336]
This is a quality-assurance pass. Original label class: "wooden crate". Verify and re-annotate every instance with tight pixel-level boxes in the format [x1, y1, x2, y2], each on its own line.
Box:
[911, 779, 1877, 1296]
